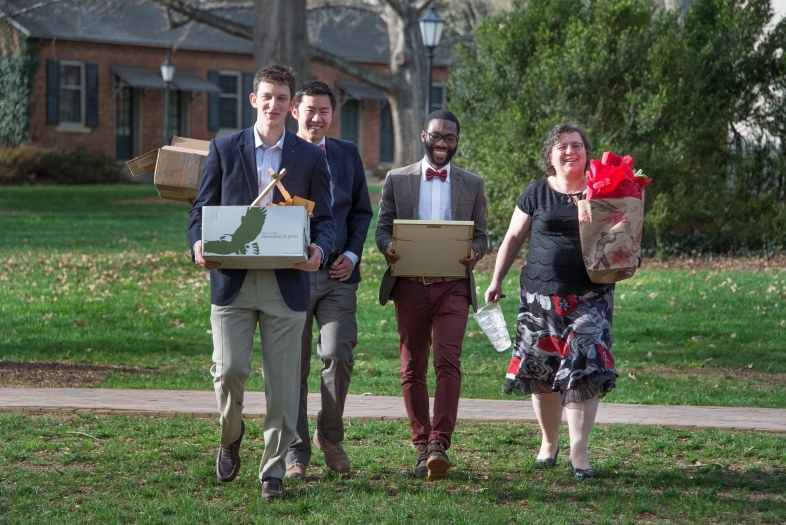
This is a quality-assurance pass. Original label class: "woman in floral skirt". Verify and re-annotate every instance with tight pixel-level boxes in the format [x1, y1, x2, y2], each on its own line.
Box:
[484, 123, 638, 478]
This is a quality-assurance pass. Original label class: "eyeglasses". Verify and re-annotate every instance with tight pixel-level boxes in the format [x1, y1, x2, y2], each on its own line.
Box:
[554, 142, 585, 152]
[424, 132, 458, 145]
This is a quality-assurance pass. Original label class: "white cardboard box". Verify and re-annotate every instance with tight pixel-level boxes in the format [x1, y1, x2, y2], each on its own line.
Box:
[202, 206, 310, 269]
[391, 220, 474, 277]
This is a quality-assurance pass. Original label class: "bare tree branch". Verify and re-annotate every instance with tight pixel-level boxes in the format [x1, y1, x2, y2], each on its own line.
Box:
[439, 33, 473, 48]
[151, 0, 252, 39]
[382, 0, 408, 18]
[198, 1, 253, 10]
[413, 0, 431, 13]
[307, 0, 383, 13]
[309, 46, 393, 92]
[4, 0, 64, 17]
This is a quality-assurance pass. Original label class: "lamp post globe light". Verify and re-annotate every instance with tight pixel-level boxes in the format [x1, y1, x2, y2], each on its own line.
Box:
[160, 50, 176, 145]
[419, 1, 444, 119]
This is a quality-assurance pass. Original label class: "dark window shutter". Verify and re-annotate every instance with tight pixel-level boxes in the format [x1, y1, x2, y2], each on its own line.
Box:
[208, 70, 220, 131]
[242, 72, 253, 128]
[86, 62, 99, 127]
[46, 60, 59, 125]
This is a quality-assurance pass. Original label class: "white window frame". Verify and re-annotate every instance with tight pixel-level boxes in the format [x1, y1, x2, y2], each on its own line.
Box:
[57, 60, 87, 131]
[217, 70, 242, 135]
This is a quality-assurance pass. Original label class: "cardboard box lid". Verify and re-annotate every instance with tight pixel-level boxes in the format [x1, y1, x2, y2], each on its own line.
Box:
[171, 136, 210, 152]
[126, 149, 159, 177]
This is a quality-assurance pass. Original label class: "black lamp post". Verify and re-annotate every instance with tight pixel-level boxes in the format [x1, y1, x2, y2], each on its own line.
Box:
[418, 1, 445, 119]
[160, 50, 176, 145]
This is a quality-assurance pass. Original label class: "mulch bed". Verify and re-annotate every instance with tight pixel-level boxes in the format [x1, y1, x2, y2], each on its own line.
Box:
[0, 360, 156, 388]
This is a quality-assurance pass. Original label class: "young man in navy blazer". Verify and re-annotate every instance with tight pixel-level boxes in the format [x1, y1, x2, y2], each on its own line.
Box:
[187, 65, 336, 501]
[284, 81, 373, 478]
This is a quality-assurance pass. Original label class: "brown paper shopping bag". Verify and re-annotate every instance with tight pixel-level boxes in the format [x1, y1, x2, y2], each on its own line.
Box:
[577, 196, 643, 284]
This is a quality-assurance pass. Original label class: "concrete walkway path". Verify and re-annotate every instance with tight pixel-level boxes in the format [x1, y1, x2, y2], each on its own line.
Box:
[2, 388, 784, 433]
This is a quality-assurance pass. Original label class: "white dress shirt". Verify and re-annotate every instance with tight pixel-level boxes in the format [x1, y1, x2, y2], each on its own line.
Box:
[254, 127, 286, 205]
[417, 157, 452, 221]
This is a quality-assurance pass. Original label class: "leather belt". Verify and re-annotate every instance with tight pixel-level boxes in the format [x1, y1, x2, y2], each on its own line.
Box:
[402, 276, 464, 286]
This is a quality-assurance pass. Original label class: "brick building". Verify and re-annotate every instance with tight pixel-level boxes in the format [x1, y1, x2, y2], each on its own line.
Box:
[0, 0, 450, 176]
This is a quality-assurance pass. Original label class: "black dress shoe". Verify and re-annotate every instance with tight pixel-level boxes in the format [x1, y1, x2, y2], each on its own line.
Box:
[569, 460, 596, 479]
[535, 445, 559, 468]
[261, 477, 284, 500]
[216, 420, 244, 482]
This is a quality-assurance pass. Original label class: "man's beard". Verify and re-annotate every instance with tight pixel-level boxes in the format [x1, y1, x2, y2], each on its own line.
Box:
[423, 141, 457, 168]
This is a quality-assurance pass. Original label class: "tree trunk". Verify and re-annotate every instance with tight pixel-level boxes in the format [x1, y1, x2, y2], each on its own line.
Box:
[253, 0, 311, 83]
[381, 3, 428, 167]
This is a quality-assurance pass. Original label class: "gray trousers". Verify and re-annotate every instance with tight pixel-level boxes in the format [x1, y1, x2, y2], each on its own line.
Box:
[210, 269, 307, 481]
[286, 268, 358, 466]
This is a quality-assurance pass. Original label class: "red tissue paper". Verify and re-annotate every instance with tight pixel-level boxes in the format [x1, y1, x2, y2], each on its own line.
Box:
[586, 151, 651, 200]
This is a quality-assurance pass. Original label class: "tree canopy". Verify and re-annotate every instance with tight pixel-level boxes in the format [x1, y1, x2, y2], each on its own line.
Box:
[450, 0, 786, 254]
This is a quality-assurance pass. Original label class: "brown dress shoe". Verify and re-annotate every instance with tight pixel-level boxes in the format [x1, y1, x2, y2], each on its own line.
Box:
[414, 443, 428, 477]
[215, 420, 244, 482]
[313, 432, 350, 473]
[261, 477, 284, 500]
[285, 462, 306, 480]
[426, 439, 450, 481]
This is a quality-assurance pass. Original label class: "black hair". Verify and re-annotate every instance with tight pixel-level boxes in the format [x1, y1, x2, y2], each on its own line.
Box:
[423, 109, 460, 135]
[294, 80, 337, 111]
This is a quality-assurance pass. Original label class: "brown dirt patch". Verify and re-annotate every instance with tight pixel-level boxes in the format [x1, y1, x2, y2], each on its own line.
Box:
[475, 252, 786, 274]
[0, 360, 157, 388]
[0, 207, 25, 214]
[623, 365, 786, 390]
[114, 198, 188, 205]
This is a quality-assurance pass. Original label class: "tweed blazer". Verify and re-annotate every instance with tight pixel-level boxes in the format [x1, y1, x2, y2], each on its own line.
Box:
[375, 161, 488, 311]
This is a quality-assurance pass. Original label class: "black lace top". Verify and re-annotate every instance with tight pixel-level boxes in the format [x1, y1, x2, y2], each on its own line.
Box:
[517, 179, 612, 296]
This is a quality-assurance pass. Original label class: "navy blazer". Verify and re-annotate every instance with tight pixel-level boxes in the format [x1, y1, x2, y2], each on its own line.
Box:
[324, 137, 373, 284]
[187, 127, 336, 311]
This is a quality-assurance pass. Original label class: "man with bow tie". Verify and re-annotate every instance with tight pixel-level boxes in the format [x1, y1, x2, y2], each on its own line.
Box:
[375, 109, 488, 480]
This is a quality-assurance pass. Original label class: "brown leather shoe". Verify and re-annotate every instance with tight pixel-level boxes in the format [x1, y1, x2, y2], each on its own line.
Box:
[285, 462, 306, 480]
[215, 420, 244, 482]
[261, 477, 284, 500]
[313, 431, 350, 473]
[426, 439, 450, 481]
[414, 443, 428, 477]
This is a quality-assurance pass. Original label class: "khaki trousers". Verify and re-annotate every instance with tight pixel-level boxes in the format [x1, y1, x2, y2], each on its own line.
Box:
[210, 269, 307, 481]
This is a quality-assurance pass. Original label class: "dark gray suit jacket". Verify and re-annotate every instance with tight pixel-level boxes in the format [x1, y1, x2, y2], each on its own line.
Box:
[324, 137, 373, 284]
[375, 161, 488, 311]
[187, 127, 336, 311]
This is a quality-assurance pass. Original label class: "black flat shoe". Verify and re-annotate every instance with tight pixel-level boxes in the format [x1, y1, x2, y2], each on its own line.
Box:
[569, 460, 596, 479]
[535, 445, 559, 468]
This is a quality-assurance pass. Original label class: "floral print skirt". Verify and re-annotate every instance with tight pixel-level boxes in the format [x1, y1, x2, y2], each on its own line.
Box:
[505, 287, 618, 406]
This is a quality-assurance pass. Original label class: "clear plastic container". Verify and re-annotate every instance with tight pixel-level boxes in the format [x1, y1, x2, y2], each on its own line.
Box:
[473, 302, 512, 352]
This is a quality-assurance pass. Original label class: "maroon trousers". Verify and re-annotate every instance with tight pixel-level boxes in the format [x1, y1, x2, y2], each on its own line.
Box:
[391, 278, 471, 449]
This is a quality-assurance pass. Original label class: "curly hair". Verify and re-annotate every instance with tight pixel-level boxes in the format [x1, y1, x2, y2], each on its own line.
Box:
[252, 64, 296, 99]
[541, 122, 592, 176]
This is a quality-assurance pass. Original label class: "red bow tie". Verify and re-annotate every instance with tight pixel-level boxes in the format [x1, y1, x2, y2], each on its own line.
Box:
[425, 167, 447, 182]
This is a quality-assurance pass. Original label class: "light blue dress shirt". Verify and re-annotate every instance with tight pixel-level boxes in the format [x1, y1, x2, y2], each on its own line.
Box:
[254, 127, 285, 205]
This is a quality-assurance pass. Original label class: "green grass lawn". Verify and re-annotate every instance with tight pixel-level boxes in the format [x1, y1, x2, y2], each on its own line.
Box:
[1, 413, 784, 525]
[1, 185, 785, 407]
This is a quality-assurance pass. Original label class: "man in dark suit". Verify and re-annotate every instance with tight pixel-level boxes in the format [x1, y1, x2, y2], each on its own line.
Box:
[187, 65, 335, 501]
[375, 109, 488, 481]
[284, 81, 373, 479]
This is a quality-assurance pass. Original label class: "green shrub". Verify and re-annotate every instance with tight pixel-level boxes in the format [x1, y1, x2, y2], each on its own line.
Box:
[0, 145, 125, 185]
[449, 0, 786, 254]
